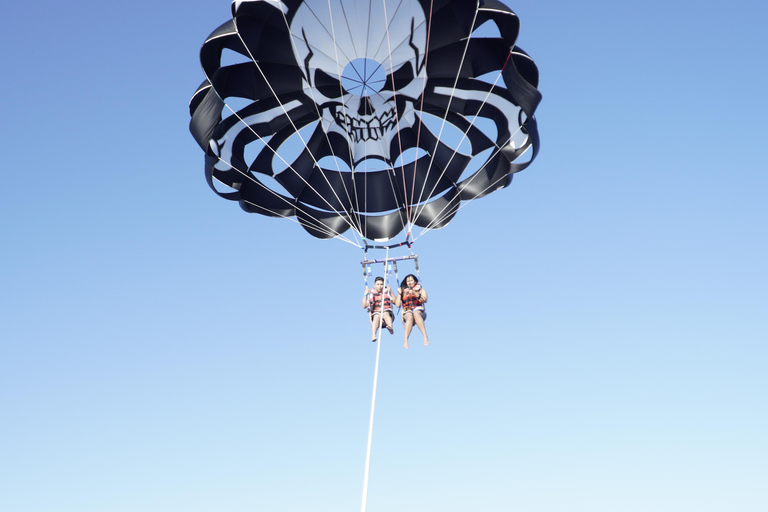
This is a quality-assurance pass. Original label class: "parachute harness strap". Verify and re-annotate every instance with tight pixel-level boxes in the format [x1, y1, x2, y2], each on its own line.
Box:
[361, 246, 390, 512]
[362, 249, 372, 285]
[392, 260, 402, 317]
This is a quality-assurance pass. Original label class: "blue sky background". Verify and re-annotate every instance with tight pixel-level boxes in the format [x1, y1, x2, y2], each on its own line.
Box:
[2, 1, 766, 511]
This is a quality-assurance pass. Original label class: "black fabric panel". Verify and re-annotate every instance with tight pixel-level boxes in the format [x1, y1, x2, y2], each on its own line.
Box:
[199, 21, 245, 79]
[504, 52, 542, 116]
[412, 187, 460, 230]
[238, 179, 296, 218]
[189, 79, 212, 116]
[297, 206, 352, 239]
[204, 153, 241, 201]
[359, 211, 407, 241]
[457, 150, 511, 201]
[477, 0, 519, 44]
[422, 83, 514, 147]
[395, 120, 470, 186]
[425, 0, 478, 52]
[234, 16, 297, 67]
[427, 39, 510, 79]
[189, 86, 224, 150]
[233, 0, 303, 23]
[207, 62, 303, 103]
[393, 154, 454, 207]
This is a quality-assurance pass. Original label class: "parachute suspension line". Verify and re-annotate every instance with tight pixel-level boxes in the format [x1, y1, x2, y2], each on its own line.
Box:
[407, 0, 436, 224]
[313, 0, 400, 240]
[373, 0, 438, 229]
[415, 167, 520, 240]
[346, 0, 410, 237]
[317, 0, 411, 240]
[361, 246, 390, 512]
[411, 52, 526, 240]
[415, 113, 531, 238]
[392, 259, 401, 316]
[317, 0, 368, 235]
[204, 124, 357, 242]
[411, 5, 480, 218]
[213, 103, 363, 241]
[278, 7, 366, 239]
[379, 0, 414, 229]
[362, 249, 373, 285]
[411, 57, 532, 239]
[216, 100, 364, 244]
[414, 134, 533, 241]
[230, 19, 367, 241]
[210, 149, 363, 246]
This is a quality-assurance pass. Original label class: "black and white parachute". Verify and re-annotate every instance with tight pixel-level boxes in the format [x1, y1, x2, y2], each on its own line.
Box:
[189, 0, 541, 244]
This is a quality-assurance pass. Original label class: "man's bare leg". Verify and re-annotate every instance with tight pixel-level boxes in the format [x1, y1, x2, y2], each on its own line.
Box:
[384, 312, 394, 334]
[370, 313, 381, 342]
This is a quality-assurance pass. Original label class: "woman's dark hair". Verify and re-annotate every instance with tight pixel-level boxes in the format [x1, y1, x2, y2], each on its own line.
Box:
[400, 274, 419, 297]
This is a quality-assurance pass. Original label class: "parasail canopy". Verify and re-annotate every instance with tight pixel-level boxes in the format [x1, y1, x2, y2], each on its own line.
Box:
[190, 0, 541, 244]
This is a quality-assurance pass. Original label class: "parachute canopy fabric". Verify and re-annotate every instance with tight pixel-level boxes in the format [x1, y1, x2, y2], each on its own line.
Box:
[189, 0, 541, 244]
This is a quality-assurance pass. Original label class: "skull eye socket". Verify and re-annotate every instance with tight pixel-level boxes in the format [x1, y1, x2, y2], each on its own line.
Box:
[383, 62, 415, 92]
[314, 69, 346, 99]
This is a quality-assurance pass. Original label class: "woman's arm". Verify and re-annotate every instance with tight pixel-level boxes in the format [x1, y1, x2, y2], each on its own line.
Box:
[418, 286, 427, 304]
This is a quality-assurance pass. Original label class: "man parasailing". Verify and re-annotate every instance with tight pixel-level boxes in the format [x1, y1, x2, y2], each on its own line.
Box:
[363, 277, 396, 342]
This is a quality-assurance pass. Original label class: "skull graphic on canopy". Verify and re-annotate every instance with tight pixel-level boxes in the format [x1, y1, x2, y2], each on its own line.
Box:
[190, 0, 541, 243]
[289, 0, 428, 165]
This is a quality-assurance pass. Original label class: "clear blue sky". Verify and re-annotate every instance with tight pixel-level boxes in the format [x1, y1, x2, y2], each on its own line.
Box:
[2, 1, 766, 511]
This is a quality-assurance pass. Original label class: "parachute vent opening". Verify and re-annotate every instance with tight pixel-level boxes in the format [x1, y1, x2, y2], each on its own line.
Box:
[208, 139, 220, 157]
[394, 147, 429, 168]
[222, 97, 253, 120]
[353, 158, 389, 174]
[419, 112, 472, 155]
[364, 206, 404, 217]
[219, 48, 251, 67]
[211, 173, 241, 194]
[510, 129, 530, 153]
[317, 155, 351, 174]
[257, 174, 293, 198]
[476, 71, 505, 88]
[510, 141, 534, 166]
[245, 137, 271, 170]
[461, 147, 495, 181]
[466, 116, 499, 146]
[272, 120, 319, 173]
[471, 20, 503, 39]
[411, 186, 454, 208]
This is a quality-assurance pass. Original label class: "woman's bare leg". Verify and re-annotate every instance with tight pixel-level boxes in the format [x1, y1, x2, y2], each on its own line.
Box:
[403, 312, 414, 349]
[413, 310, 429, 345]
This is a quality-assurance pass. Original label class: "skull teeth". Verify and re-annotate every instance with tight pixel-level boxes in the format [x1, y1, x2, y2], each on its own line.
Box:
[334, 108, 397, 143]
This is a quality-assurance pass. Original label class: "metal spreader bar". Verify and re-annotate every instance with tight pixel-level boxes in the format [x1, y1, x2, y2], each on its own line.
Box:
[361, 254, 418, 267]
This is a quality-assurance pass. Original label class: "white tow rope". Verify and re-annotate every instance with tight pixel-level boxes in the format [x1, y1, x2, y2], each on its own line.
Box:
[361, 247, 390, 512]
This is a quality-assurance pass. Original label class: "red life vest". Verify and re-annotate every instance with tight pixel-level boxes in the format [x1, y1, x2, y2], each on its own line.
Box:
[400, 285, 424, 310]
[368, 290, 392, 313]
